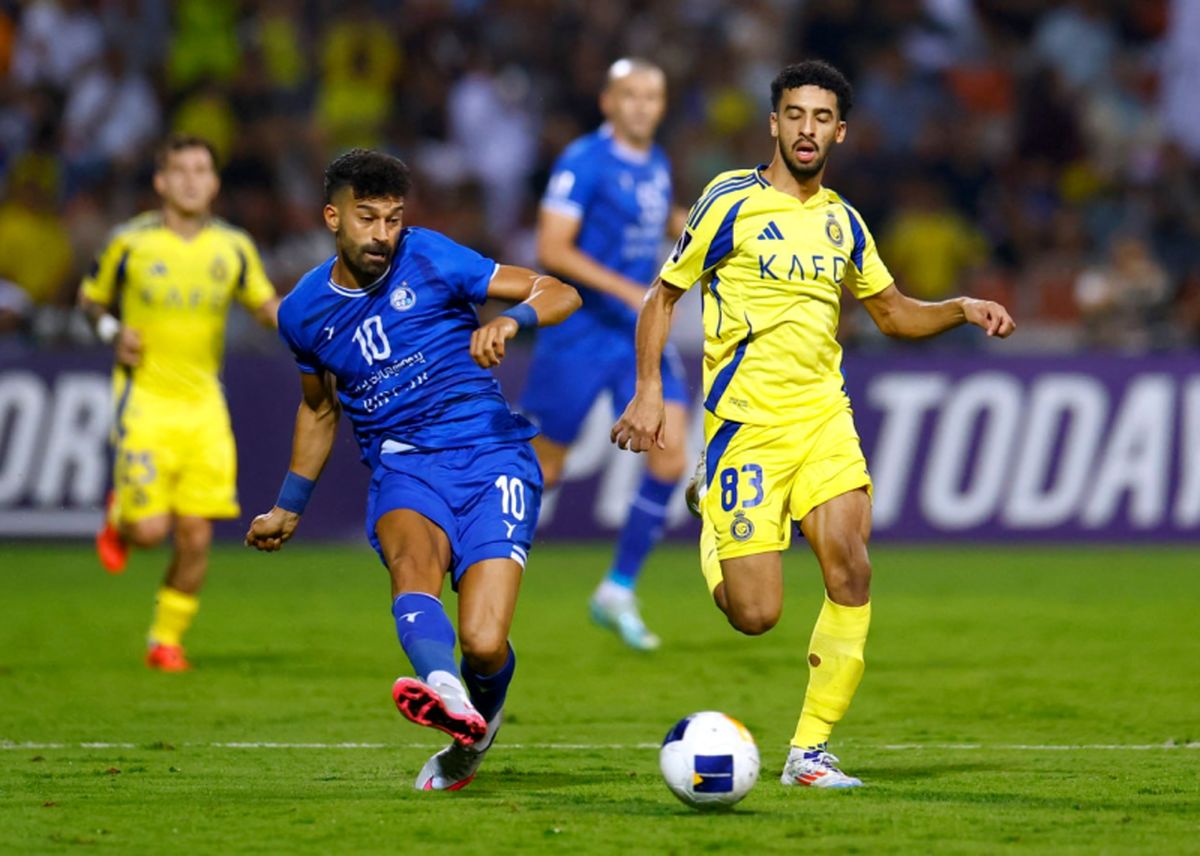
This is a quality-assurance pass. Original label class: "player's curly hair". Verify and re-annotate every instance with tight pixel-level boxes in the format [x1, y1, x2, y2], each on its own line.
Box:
[770, 60, 854, 119]
[324, 148, 412, 202]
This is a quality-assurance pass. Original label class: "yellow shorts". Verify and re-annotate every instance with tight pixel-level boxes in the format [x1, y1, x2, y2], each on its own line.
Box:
[700, 402, 871, 593]
[111, 386, 240, 523]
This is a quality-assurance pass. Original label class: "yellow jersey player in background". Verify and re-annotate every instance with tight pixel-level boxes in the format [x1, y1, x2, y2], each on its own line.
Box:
[611, 60, 1015, 787]
[79, 134, 280, 672]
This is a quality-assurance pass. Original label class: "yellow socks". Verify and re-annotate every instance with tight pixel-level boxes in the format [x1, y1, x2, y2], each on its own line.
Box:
[792, 595, 871, 748]
[148, 587, 199, 647]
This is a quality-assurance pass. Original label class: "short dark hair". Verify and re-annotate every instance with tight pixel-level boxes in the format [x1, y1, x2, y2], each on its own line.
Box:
[155, 133, 218, 170]
[324, 148, 412, 203]
[770, 60, 854, 119]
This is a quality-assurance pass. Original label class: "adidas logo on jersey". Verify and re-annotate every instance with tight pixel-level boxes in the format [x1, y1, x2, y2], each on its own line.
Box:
[757, 221, 785, 241]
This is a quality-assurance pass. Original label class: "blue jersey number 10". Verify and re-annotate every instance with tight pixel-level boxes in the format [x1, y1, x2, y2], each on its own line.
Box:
[352, 316, 392, 366]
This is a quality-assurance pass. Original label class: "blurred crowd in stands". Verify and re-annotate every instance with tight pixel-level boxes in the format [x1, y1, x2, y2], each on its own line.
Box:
[1, 0, 1199, 352]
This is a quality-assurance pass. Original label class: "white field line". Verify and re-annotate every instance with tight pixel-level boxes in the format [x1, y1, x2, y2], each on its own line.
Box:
[2, 740, 1198, 752]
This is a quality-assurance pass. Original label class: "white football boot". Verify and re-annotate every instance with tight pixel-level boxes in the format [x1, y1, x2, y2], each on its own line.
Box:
[780, 743, 863, 788]
[414, 710, 503, 791]
[589, 582, 661, 651]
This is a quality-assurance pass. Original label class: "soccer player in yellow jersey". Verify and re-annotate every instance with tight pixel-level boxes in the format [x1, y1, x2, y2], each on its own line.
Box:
[612, 61, 1015, 787]
[79, 134, 280, 672]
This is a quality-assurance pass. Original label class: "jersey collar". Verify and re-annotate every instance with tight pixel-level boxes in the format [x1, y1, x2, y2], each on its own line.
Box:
[327, 262, 391, 298]
[756, 165, 832, 208]
[601, 123, 654, 165]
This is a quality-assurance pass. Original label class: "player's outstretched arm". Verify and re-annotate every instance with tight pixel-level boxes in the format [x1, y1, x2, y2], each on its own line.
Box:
[245, 370, 340, 552]
[469, 266, 581, 368]
[861, 283, 1016, 340]
[611, 278, 685, 453]
[537, 208, 650, 312]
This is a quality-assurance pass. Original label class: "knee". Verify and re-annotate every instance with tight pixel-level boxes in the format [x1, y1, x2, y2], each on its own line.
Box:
[459, 626, 508, 671]
[727, 602, 781, 636]
[647, 448, 688, 483]
[824, 558, 872, 606]
[125, 517, 170, 548]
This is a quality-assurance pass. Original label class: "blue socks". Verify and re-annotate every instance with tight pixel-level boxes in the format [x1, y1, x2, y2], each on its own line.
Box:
[461, 644, 516, 723]
[392, 592, 457, 682]
[393, 592, 516, 720]
[609, 473, 676, 589]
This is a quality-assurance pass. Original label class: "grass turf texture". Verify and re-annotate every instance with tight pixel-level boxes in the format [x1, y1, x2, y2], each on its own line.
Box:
[1, 543, 1197, 854]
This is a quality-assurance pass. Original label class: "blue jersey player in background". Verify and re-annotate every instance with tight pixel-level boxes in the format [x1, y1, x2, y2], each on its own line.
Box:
[522, 59, 689, 651]
[245, 149, 580, 792]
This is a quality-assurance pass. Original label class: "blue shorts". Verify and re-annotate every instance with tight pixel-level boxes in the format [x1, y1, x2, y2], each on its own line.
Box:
[365, 441, 543, 590]
[521, 331, 690, 445]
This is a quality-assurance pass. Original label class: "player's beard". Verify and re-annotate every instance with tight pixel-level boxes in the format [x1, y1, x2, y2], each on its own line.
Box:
[779, 137, 829, 181]
[338, 234, 392, 285]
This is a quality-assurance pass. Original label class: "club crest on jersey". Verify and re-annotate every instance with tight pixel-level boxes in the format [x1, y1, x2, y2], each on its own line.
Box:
[390, 284, 417, 312]
[730, 511, 754, 542]
[825, 214, 844, 247]
[209, 256, 228, 282]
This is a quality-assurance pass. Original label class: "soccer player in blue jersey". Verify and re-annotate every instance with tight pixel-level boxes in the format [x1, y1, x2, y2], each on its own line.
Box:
[522, 58, 689, 651]
[245, 149, 580, 791]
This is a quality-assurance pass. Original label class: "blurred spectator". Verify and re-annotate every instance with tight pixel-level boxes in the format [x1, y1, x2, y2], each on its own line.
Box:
[881, 178, 988, 301]
[0, 0, 1196, 351]
[62, 44, 160, 185]
[446, 52, 537, 244]
[11, 0, 103, 91]
[1033, 0, 1118, 94]
[315, 2, 401, 152]
[0, 153, 73, 307]
[1075, 234, 1172, 350]
[167, 0, 241, 91]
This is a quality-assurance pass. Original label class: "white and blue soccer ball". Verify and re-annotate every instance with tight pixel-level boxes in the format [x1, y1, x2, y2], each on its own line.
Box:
[659, 711, 760, 809]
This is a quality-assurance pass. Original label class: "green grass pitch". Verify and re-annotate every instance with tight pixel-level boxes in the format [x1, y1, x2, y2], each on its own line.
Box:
[1, 542, 1197, 853]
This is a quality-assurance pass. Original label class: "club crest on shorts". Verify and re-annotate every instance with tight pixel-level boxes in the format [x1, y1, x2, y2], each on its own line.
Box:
[730, 511, 755, 542]
[825, 213, 844, 247]
[390, 284, 417, 311]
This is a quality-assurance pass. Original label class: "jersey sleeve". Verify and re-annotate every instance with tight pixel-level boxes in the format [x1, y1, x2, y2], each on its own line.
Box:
[841, 206, 893, 300]
[658, 175, 751, 291]
[79, 231, 131, 306]
[420, 230, 498, 305]
[277, 301, 320, 375]
[232, 233, 277, 310]
[539, 147, 600, 220]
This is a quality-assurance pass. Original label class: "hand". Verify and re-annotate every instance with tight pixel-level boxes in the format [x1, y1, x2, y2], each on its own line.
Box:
[611, 391, 665, 453]
[115, 326, 143, 367]
[244, 506, 301, 552]
[962, 298, 1016, 338]
[470, 315, 519, 368]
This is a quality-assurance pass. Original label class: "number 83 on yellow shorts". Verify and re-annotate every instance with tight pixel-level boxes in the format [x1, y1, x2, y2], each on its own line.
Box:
[699, 402, 872, 593]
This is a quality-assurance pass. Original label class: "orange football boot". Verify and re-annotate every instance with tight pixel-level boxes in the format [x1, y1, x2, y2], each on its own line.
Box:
[95, 492, 129, 574]
[145, 643, 190, 672]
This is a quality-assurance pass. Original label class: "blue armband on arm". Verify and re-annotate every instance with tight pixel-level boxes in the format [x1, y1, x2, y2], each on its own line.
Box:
[501, 303, 538, 330]
[276, 471, 316, 514]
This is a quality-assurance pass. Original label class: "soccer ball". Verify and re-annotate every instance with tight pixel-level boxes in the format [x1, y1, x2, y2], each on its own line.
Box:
[659, 711, 760, 809]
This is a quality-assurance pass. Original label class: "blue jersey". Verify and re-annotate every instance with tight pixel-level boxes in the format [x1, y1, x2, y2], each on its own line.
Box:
[277, 227, 536, 467]
[540, 125, 672, 335]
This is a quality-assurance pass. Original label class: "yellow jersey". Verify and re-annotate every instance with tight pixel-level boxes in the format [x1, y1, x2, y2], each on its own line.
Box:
[81, 212, 276, 402]
[660, 166, 893, 426]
